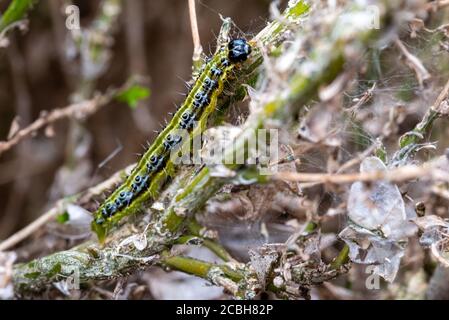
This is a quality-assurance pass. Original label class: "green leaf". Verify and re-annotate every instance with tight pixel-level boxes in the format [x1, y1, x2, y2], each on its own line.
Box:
[287, 0, 310, 19]
[116, 85, 151, 109]
[47, 263, 62, 278]
[56, 212, 70, 224]
[0, 0, 37, 32]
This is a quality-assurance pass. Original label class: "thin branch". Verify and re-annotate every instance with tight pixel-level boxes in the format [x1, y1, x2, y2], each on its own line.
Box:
[274, 158, 448, 185]
[184, 220, 236, 262]
[188, 0, 203, 69]
[0, 208, 59, 253]
[395, 38, 431, 88]
[330, 245, 350, 270]
[0, 83, 133, 158]
[344, 83, 376, 113]
[432, 78, 449, 114]
[336, 139, 383, 173]
[159, 253, 243, 296]
[0, 163, 135, 252]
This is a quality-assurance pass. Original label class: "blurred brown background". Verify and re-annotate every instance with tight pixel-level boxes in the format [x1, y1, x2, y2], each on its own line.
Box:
[0, 0, 270, 240]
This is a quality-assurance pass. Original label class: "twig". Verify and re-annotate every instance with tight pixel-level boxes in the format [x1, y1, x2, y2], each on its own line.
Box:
[0, 208, 58, 253]
[2, 36, 33, 238]
[345, 83, 376, 113]
[432, 78, 449, 114]
[0, 163, 135, 252]
[431, 243, 449, 268]
[330, 245, 350, 270]
[432, 184, 449, 200]
[336, 139, 383, 173]
[159, 253, 244, 296]
[395, 38, 431, 88]
[274, 159, 447, 185]
[92, 286, 115, 299]
[185, 220, 236, 262]
[188, 0, 203, 70]
[0, 84, 131, 157]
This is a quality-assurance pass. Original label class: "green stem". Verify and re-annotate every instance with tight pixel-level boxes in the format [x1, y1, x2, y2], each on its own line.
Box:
[331, 245, 350, 270]
[160, 253, 243, 283]
[398, 109, 439, 149]
[186, 220, 235, 262]
[396, 78, 449, 161]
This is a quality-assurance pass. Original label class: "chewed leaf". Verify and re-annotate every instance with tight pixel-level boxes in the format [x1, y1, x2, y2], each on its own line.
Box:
[116, 85, 151, 109]
[339, 226, 406, 283]
[413, 215, 449, 266]
[340, 157, 417, 283]
[347, 157, 411, 239]
[249, 246, 279, 288]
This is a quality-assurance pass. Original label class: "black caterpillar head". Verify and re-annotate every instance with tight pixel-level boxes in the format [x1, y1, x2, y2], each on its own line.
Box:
[228, 39, 251, 63]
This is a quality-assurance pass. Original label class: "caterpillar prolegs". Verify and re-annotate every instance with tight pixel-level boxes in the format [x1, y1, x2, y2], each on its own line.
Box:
[91, 39, 252, 242]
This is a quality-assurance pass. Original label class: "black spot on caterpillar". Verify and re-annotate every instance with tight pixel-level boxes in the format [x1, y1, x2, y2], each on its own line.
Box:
[91, 39, 252, 242]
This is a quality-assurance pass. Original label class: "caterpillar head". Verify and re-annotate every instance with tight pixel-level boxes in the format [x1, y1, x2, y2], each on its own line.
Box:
[228, 39, 251, 63]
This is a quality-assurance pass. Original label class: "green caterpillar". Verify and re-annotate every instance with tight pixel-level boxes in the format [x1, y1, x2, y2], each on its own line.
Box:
[91, 39, 252, 242]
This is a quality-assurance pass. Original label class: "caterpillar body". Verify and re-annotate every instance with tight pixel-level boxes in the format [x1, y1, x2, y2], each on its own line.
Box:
[91, 39, 252, 242]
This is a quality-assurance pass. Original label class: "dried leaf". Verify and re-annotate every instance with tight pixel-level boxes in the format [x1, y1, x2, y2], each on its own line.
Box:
[249, 246, 279, 288]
